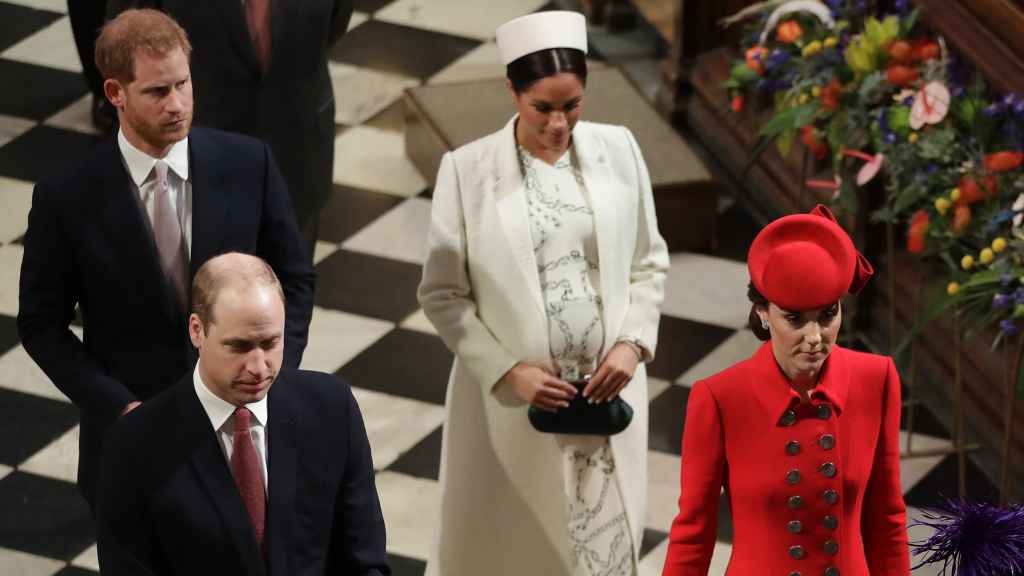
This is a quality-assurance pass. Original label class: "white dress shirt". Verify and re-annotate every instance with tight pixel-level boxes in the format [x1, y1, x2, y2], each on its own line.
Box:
[117, 129, 193, 256]
[193, 363, 269, 492]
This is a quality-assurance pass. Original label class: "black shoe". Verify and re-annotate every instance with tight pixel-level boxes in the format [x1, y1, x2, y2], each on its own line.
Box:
[92, 95, 116, 133]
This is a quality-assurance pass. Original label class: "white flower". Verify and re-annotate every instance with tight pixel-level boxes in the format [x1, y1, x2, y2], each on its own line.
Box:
[909, 81, 951, 130]
[759, 0, 836, 44]
[1013, 193, 1024, 228]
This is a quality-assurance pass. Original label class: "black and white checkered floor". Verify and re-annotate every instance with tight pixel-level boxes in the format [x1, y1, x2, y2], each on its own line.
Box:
[0, 0, 999, 573]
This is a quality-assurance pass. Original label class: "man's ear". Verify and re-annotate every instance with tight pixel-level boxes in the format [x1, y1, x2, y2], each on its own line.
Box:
[103, 78, 125, 109]
[188, 313, 205, 349]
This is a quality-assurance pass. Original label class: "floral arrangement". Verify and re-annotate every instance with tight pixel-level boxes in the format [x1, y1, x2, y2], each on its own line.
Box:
[724, 0, 1024, 349]
[911, 498, 1024, 575]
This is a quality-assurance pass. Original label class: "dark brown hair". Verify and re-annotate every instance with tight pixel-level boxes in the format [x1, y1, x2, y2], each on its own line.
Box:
[95, 8, 192, 83]
[748, 283, 771, 341]
[507, 47, 587, 93]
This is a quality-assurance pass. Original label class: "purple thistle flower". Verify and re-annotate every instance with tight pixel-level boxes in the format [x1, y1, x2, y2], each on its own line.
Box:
[1003, 93, 1020, 108]
[1015, 99, 1024, 117]
[765, 49, 791, 71]
[1002, 319, 1020, 336]
[994, 294, 1012, 309]
[884, 132, 897, 144]
[894, 0, 911, 14]
[1014, 287, 1024, 305]
[985, 103, 1005, 117]
[911, 498, 1024, 574]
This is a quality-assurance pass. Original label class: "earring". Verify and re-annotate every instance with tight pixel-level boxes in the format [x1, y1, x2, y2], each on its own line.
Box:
[761, 319, 769, 330]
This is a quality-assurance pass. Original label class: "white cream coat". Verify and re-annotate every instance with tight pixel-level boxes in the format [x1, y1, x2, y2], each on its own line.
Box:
[418, 117, 669, 575]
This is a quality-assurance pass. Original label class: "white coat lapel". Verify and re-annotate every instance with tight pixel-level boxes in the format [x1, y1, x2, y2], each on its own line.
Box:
[572, 124, 620, 356]
[492, 117, 546, 318]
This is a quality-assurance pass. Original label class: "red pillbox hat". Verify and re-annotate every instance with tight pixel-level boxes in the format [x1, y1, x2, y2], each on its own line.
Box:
[748, 205, 874, 310]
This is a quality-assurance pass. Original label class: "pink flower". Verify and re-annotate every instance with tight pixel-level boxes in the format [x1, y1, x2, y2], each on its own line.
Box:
[842, 150, 885, 186]
[909, 81, 950, 130]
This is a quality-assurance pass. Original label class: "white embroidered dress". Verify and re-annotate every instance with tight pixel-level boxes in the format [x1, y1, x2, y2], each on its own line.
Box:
[519, 143, 636, 576]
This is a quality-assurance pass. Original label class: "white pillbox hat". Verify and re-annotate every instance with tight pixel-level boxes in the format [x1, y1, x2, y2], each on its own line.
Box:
[495, 11, 588, 66]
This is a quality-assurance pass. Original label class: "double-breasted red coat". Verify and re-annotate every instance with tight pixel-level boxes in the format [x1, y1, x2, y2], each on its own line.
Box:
[663, 342, 909, 576]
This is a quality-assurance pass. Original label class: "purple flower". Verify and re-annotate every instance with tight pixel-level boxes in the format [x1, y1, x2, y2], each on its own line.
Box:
[1015, 99, 1024, 117]
[994, 294, 1013, 309]
[894, 0, 911, 14]
[926, 164, 939, 174]
[1014, 287, 1024, 305]
[985, 102, 1005, 117]
[1001, 319, 1019, 336]
[765, 49, 791, 71]
[1002, 272, 1015, 287]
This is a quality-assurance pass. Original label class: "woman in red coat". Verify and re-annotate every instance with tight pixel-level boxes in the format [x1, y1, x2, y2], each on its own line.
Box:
[662, 205, 909, 576]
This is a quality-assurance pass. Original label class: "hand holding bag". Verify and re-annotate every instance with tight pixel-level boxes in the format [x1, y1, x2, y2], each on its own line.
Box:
[528, 376, 633, 436]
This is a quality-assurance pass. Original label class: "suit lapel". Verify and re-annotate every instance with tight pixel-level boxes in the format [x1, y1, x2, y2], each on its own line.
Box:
[215, 0, 261, 72]
[94, 138, 185, 328]
[492, 117, 546, 319]
[179, 384, 268, 576]
[265, 377, 297, 576]
[189, 130, 228, 281]
[572, 124, 619, 355]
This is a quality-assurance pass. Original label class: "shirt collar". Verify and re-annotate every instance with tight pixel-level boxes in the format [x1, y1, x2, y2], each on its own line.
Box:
[749, 342, 848, 420]
[193, 362, 269, 431]
[117, 128, 189, 186]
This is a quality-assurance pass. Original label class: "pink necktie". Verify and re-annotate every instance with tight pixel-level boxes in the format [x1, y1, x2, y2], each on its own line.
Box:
[246, 0, 272, 71]
[232, 407, 266, 551]
[150, 161, 188, 308]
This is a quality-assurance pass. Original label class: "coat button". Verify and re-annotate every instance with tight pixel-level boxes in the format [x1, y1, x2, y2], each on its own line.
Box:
[824, 567, 840, 576]
[820, 462, 837, 478]
[789, 545, 806, 560]
[788, 495, 804, 510]
[789, 572, 802, 576]
[786, 440, 801, 455]
[818, 434, 836, 450]
[788, 520, 803, 534]
[824, 540, 839, 555]
[823, 489, 839, 505]
[816, 404, 832, 420]
[786, 469, 801, 485]
[823, 514, 838, 530]
[781, 410, 797, 426]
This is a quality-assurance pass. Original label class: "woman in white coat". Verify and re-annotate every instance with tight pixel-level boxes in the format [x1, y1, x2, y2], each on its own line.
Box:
[418, 11, 669, 576]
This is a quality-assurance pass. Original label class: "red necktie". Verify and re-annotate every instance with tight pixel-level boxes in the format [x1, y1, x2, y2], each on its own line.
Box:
[246, 0, 272, 71]
[231, 407, 266, 551]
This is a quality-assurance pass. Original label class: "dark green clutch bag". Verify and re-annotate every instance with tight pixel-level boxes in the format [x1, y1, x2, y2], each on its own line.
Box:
[527, 381, 633, 436]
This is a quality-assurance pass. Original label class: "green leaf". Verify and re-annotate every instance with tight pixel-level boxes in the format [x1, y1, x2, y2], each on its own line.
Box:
[776, 128, 795, 157]
[900, 8, 921, 36]
[759, 103, 821, 137]
[730, 62, 760, 84]
[826, 110, 850, 154]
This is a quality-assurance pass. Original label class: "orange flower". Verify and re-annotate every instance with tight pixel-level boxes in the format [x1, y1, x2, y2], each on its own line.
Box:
[800, 125, 828, 160]
[887, 40, 912, 64]
[745, 46, 768, 75]
[983, 151, 1024, 173]
[957, 175, 1000, 205]
[776, 20, 803, 44]
[820, 78, 842, 111]
[907, 210, 929, 253]
[731, 94, 745, 113]
[952, 204, 971, 234]
[886, 65, 920, 87]
[911, 39, 940, 61]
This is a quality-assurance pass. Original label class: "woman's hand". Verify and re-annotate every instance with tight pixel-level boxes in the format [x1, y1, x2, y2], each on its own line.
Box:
[584, 342, 640, 403]
[500, 363, 577, 412]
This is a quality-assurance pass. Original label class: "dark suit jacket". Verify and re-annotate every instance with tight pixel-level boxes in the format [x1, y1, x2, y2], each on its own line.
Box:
[96, 370, 390, 576]
[17, 127, 315, 505]
[108, 0, 354, 231]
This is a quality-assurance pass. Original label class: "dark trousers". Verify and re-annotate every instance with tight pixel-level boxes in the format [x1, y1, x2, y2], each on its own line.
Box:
[67, 0, 107, 98]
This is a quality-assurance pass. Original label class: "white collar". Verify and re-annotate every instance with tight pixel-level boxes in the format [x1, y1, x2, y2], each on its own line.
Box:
[193, 361, 269, 431]
[117, 128, 190, 186]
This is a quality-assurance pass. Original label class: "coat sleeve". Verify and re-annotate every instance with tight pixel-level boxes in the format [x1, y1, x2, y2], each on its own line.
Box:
[616, 127, 669, 361]
[663, 380, 725, 575]
[862, 357, 910, 573]
[327, 385, 391, 576]
[257, 142, 315, 369]
[417, 152, 520, 395]
[328, 0, 355, 45]
[17, 181, 137, 424]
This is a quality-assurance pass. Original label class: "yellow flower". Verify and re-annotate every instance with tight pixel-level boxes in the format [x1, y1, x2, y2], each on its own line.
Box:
[824, 36, 839, 48]
[961, 255, 975, 270]
[993, 237, 1008, 253]
[980, 248, 994, 264]
[947, 282, 960, 296]
[908, 132, 919, 143]
[934, 197, 951, 215]
[950, 187, 961, 202]
[812, 86, 822, 97]
[798, 93, 810, 104]
[802, 41, 823, 57]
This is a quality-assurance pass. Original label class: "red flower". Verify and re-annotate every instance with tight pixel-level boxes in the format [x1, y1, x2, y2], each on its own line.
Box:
[776, 20, 803, 44]
[887, 40, 912, 64]
[886, 65, 920, 86]
[983, 151, 1024, 173]
[957, 174, 1000, 205]
[731, 94, 745, 113]
[800, 125, 828, 160]
[907, 210, 929, 253]
[820, 78, 842, 111]
[745, 46, 767, 75]
[911, 39, 940, 61]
